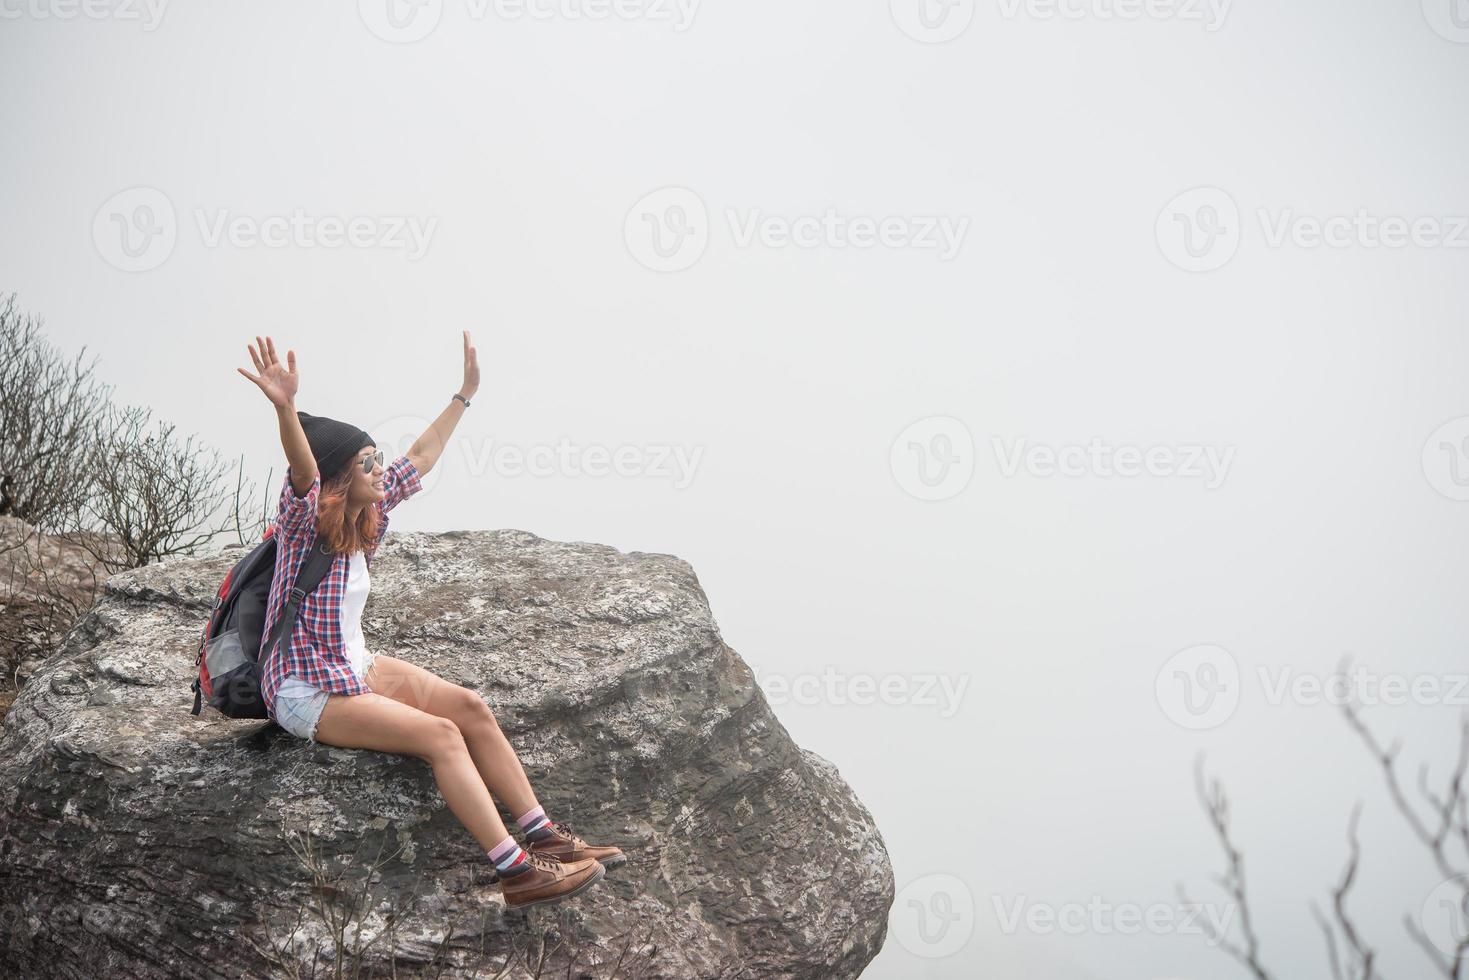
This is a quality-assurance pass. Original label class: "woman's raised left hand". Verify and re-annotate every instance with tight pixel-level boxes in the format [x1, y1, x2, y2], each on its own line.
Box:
[458, 330, 480, 401]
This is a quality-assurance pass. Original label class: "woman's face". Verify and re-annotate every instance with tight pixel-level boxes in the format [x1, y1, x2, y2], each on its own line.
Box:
[344, 445, 386, 507]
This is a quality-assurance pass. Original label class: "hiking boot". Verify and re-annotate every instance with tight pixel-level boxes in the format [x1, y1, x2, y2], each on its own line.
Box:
[498, 852, 606, 909]
[526, 821, 627, 869]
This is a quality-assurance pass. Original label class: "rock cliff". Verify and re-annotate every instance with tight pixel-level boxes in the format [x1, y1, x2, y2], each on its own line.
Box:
[0, 529, 892, 979]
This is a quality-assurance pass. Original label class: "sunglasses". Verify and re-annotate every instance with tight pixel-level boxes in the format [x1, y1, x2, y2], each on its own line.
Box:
[359, 449, 386, 474]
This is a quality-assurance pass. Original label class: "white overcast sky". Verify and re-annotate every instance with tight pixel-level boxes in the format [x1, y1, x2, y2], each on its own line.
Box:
[5, 2, 1469, 977]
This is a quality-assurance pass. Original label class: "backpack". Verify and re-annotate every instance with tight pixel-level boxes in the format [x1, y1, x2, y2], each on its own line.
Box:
[190, 524, 338, 719]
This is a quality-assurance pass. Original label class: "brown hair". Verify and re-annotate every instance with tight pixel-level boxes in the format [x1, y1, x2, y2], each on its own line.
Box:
[314, 466, 382, 555]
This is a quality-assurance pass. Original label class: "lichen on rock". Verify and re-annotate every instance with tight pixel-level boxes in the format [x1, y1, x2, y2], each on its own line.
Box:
[0, 528, 892, 979]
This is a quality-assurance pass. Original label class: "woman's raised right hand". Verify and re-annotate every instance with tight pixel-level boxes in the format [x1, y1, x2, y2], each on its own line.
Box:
[237, 335, 299, 408]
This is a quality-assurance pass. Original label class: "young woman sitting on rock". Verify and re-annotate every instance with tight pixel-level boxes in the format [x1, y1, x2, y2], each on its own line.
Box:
[237, 333, 624, 909]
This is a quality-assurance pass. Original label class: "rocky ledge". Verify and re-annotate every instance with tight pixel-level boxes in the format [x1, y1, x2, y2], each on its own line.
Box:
[0, 529, 892, 979]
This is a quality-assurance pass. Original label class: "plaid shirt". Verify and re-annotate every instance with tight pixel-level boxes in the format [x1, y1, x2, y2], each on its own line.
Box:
[259, 453, 423, 718]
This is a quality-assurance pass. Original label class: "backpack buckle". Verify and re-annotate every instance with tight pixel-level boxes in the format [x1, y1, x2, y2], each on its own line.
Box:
[290, 587, 305, 602]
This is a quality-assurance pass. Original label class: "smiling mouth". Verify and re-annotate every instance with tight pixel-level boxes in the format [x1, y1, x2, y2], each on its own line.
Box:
[372, 481, 384, 491]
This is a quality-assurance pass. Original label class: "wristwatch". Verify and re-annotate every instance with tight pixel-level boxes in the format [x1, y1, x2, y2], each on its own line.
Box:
[452, 393, 471, 408]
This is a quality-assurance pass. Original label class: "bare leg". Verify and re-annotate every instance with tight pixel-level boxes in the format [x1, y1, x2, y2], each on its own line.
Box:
[312, 690, 512, 851]
[365, 654, 540, 819]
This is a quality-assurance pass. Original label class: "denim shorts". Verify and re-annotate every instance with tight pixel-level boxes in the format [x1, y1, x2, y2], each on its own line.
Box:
[273, 650, 378, 742]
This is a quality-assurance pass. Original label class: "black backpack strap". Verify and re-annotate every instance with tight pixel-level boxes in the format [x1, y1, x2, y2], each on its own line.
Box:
[258, 539, 339, 668]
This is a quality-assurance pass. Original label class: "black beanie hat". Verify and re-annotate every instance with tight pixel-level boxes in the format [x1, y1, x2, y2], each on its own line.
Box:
[296, 411, 375, 483]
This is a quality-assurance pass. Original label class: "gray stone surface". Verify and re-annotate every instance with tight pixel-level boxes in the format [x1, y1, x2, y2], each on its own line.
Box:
[0, 529, 892, 978]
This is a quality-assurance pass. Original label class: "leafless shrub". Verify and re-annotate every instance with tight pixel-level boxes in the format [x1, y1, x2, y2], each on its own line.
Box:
[1189, 661, 1469, 980]
[230, 454, 275, 546]
[0, 293, 111, 530]
[0, 518, 106, 686]
[49, 402, 240, 573]
[0, 295, 270, 700]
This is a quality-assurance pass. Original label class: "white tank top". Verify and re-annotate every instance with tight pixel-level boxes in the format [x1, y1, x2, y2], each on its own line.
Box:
[275, 549, 371, 699]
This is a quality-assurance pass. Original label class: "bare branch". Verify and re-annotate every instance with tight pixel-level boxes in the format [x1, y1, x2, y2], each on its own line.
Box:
[1187, 756, 1278, 980]
[1310, 806, 1379, 980]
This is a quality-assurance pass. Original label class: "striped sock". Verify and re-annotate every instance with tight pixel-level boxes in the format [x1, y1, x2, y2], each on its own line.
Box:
[518, 805, 554, 842]
[488, 834, 530, 877]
